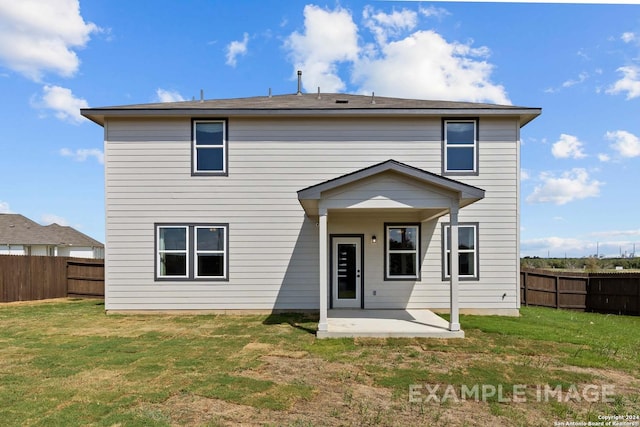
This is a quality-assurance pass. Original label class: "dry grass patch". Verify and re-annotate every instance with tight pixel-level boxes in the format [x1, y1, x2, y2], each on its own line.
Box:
[1, 300, 639, 426]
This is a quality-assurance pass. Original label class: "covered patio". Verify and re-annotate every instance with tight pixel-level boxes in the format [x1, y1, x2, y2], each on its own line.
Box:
[318, 309, 464, 338]
[297, 160, 485, 338]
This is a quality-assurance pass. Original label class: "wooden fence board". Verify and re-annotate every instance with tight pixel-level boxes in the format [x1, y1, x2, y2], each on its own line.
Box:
[0, 255, 104, 302]
[67, 260, 105, 298]
[521, 268, 640, 315]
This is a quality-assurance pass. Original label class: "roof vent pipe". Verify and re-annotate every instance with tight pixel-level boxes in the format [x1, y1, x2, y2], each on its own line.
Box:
[200, 89, 204, 103]
[296, 70, 302, 95]
[371, 92, 376, 104]
[317, 87, 321, 100]
[268, 88, 272, 98]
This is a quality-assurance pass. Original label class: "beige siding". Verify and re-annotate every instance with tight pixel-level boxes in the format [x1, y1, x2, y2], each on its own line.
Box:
[105, 116, 519, 311]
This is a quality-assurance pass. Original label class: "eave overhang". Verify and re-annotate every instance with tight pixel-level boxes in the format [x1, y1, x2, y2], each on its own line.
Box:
[80, 93, 541, 127]
[297, 159, 485, 218]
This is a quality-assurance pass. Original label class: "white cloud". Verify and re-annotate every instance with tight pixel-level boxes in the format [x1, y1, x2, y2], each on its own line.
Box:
[60, 147, 104, 164]
[562, 72, 588, 88]
[606, 130, 640, 158]
[0, 201, 12, 213]
[419, 5, 450, 19]
[284, 5, 359, 93]
[521, 169, 530, 181]
[284, 5, 508, 104]
[526, 168, 603, 205]
[155, 88, 185, 103]
[597, 153, 610, 162]
[225, 32, 249, 67]
[40, 213, 69, 226]
[33, 85, 88, 124]
[551, 134, 586, 159]
[0, 0, 99, 81]
[363, 6, 418, 45]
[522, 231, 640, 258]
[521, 236, 596, 257]
[352, 30, 509, 103]
[576, 49, 590, 60]
[621, 32, 636, 43]
[606, 66, 640, 100]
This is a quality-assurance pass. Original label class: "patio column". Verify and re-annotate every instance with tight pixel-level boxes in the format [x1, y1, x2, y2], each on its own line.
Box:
[318, 208, 328, 332]
[449, 204, 461, 331]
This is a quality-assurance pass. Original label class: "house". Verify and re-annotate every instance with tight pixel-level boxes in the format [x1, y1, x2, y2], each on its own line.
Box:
[81, 83, 540, 337]
[0, 213, 104, 258]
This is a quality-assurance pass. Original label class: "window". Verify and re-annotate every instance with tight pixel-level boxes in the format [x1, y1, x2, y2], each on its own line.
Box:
[158, 226, 188, 278]
[443, 223, 478, 279]
[193, 120, 227, 174]
[195, 226, 226, 278]
[385, 224, 420, 280]
[443, 119, 477, 174]
[156, 224, 228, 280]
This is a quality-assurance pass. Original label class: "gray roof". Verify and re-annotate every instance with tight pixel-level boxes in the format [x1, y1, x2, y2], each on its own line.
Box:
[0, 214, 103, 247]
[81, 93, 541, 127]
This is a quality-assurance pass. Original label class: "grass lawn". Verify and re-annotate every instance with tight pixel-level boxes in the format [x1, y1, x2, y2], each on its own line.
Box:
[0, 299, 639, 426]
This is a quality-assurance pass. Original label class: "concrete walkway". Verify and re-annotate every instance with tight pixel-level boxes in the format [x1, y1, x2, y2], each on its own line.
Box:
[317, 309, 464, 339]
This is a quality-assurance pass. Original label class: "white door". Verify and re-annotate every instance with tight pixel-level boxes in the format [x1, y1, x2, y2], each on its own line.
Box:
[332, 237, 362, 308]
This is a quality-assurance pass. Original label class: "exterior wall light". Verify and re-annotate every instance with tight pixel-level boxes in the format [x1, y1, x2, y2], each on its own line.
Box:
[371, 235, 377, 244]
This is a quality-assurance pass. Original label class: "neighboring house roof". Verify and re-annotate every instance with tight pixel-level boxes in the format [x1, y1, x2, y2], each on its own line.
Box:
[81, 93, 541, 127]
[0, 214, 103, 247]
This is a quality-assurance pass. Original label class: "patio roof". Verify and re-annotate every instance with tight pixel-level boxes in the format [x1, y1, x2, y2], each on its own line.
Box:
[297, 159, 485, 218]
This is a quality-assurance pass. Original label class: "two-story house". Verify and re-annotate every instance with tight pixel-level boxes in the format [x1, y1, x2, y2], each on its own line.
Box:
[81, 87, 540, 338]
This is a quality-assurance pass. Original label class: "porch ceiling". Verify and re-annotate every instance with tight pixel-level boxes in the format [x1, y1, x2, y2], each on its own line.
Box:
[297, 159, 485, 218]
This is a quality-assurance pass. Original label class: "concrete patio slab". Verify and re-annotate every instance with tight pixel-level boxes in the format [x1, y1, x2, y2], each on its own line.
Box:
[317, 309, 464, 339]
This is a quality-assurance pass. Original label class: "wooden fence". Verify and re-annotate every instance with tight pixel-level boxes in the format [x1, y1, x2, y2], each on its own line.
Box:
[521, 267, 640, 315]
[0, 255, 104, 302]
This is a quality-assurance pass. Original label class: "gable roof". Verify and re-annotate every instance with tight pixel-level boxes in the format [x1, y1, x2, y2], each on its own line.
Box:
[297, 159, 485, 216]
[0, 214, 103, 247]
[81, 93, 541, 127]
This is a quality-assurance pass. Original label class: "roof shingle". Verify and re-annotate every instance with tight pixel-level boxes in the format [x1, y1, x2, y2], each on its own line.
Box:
[0, 214, 103, 247]
[81, 93, 541, 127]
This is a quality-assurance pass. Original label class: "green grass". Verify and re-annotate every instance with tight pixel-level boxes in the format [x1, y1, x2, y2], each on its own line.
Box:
[0, 300, 638, 426]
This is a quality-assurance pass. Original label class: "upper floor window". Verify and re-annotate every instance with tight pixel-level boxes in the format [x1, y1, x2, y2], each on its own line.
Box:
[193, 120, 227, 175]
[443, 119, 478, 175]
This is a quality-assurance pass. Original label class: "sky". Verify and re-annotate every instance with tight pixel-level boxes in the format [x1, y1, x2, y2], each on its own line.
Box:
[0, 0, 639, 258]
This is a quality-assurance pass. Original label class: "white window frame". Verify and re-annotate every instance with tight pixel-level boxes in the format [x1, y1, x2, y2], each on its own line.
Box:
[194, 225, 228, 279]
[155, 223, 229, 281]
[157, 226, 189, 279]
[193, 120, 227, 175]
[385, 224, 420, 280]
[443, 119, 478, 174]
[444, 223, 479, 279]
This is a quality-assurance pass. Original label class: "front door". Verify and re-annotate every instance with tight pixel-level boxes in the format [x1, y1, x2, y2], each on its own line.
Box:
[332, 236, 362, 308]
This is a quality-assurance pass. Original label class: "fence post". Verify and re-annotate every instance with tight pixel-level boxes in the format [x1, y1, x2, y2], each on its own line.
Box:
[637, 277, 640, 316]
[523, 271, 529, 307]
[555, 275, 560, 309]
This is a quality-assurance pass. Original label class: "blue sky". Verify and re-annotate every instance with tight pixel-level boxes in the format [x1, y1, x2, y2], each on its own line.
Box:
[0, 0, 639, 258]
